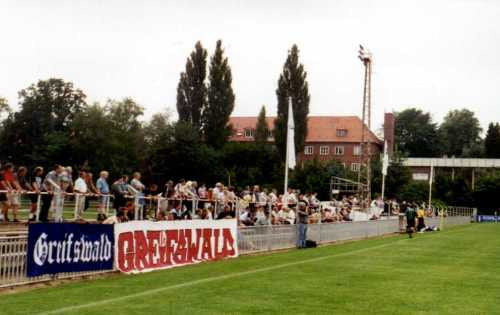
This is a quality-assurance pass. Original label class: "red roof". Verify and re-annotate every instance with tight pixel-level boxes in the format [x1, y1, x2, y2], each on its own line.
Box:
[229, 116, 382, 144]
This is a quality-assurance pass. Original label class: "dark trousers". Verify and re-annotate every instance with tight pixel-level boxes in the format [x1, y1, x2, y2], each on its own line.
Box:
[40, 194, 53, 222]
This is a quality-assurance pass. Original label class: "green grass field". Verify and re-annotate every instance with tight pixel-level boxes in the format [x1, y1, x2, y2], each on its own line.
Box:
[2, 223, 499, 315]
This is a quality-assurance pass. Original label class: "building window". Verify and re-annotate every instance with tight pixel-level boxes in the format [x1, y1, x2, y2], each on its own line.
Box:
[351, 163, 361, 172]
[267, 129, 273, 139]
[335, 146, 344, 155]
[336, 129, 348, 137]
[304, 146, 313, 155]
[319, 146, 330, 155]
[244, 128, 254, 138]
[353, 145, 361, 156]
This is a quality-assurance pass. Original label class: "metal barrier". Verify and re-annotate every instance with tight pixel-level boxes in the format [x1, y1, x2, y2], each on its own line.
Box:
[0, 190, 236, 223]
[0, 232, 113, 288]
[0, 209, 473, 288]
[238, 219, 400, 255]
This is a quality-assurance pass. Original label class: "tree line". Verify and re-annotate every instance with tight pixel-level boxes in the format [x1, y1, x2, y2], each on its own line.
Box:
[0, 41, 310, 191]
[394, 107, 500, 158]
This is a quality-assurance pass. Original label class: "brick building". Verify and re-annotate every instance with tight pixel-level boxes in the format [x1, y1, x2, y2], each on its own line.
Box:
[229, 113, 395, 172]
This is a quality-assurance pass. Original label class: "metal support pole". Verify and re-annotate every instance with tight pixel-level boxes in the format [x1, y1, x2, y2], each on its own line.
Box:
[428, 164, 434, 210]
[35, 194, 41, 222]
[471, 168, 475, 191]
[74, 194, 79, 221]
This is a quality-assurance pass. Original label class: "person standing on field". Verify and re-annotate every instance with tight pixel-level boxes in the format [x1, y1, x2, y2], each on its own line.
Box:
[296, 202, 309, 248]
[405, 203, 417, 238]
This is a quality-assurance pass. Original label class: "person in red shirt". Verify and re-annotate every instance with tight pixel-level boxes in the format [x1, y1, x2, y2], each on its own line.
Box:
[0, 163, 20, 222]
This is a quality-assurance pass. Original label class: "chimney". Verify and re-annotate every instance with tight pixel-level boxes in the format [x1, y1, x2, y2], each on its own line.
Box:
[384, 112, 395, 157]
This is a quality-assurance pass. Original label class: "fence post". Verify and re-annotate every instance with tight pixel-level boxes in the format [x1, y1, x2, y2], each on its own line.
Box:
[105, 195, 111, 216]
[73, 194, 79, 221]
[35, 194, 41, 222]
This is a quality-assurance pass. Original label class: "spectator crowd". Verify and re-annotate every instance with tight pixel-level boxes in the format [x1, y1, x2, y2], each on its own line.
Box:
[0, 162, 417, 226]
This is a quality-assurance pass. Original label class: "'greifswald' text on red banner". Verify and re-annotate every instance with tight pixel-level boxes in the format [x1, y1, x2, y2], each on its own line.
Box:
[114, 219, 238, 273]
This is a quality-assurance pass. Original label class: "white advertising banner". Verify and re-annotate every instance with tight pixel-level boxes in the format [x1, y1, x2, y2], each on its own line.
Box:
[114, 219, 238, 274]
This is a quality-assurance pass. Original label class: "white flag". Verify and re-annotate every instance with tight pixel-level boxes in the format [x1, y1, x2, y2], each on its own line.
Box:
[286, 100, 296, 169]
[382, 140, 389, 176]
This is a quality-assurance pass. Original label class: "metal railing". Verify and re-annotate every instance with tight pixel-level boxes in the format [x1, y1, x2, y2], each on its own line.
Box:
[0, 232, 114, 288]
[0, 190, 236, 222]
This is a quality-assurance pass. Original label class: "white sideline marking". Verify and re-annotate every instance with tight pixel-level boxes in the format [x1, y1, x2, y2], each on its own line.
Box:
[34, 226, 472, 315]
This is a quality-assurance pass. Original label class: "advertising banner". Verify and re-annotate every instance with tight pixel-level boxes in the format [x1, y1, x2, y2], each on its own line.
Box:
[27, 223, 114, 277]
[114, 219, 238, 273]
[476, 215, 499, 223]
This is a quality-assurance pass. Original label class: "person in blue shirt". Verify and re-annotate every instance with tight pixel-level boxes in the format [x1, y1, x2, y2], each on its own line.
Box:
[96, 171, 110, 222]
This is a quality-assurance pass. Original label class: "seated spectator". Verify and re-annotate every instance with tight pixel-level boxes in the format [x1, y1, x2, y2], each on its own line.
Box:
[103, 211, 127, 224]
[124, 201, 135, 221]
[284, 207, 296, 225]
[239, 207, 253, 226]
[322, 208, 335, 223]
[254, 206, 268, 225]
[217, 205, 235, 219]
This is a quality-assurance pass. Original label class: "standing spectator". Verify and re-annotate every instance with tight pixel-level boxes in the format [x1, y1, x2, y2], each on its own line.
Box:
[197, 183, 207, 209]
[130, 172, 145, 219]
[73, 171, 88, 221]
[64, 166, 74, 192]
[17, 167, 32, 220]
[96, 171, 110, 222]
[162, 180, 175, 211]
[296, 202, 309, 248]
[29, 167, 44, 222]
[145, 183, 159, 219]
[0, 164, 14, 222]
[84, 172, 98, 212]
[40, 165, 64, 222]
[4, 164, 21, 222]
[111, 175, 129, 213]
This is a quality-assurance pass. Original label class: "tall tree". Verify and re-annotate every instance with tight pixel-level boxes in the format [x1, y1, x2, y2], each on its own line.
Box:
[176, 41, 208, 132]
[204, 40, 235, 149]
[394, 108, 441, 157]
[255, 105, 269, 144]
[0, 96, 11, 134]
[0, 79, 86, 165]
[105, 98, 145, 174]
[0, 96, 9, 119]
[439, 109, 482, 157]
[274, 44, 310, 159]
[484, 122, 500, 158]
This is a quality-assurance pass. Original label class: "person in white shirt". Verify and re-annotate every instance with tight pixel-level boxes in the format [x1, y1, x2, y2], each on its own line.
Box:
[284, 207, 296, 225]
[74, 171, 88, 221]
[239, 208, 253, 226]
[268, 189, 278, 205]
[254, 206, 268, 225]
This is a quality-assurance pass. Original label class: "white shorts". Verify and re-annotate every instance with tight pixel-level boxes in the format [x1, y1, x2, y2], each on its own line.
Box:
[7, 193, 20, 206]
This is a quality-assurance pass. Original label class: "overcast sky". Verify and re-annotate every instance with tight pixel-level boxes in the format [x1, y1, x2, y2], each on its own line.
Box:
[1, 0, 499, 132]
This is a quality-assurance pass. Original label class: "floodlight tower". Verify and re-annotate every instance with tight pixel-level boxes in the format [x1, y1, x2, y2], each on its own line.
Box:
[357, 45, 373, 206]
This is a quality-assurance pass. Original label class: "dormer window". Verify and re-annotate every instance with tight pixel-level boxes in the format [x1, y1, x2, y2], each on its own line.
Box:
[336, 129, 348, 137]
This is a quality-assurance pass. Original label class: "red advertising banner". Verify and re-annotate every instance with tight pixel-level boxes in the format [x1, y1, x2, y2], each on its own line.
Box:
[114, 219, 238, 273]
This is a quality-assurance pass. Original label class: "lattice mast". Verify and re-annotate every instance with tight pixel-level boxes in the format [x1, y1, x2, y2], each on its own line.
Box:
[357, 45, 373, 206]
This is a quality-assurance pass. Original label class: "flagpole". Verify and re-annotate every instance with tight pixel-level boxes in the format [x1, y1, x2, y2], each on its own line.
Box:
[381, 141, 387, 201]
[381, 140, 388, 215]
[428, 162, 434, 210]
[283, 97, 297, 211]
[283, 98, 291, 206]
